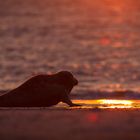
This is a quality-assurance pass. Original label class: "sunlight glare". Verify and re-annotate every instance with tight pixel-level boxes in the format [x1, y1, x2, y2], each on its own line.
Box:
[97, 99, 132, 105]
[72, 99, 136, 109]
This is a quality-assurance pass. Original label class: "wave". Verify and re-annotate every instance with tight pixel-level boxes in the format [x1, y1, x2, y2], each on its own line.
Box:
[72, 90, 140, 100]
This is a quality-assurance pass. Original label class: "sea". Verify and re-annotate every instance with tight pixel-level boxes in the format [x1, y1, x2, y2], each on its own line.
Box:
[0, 0, 140, 101]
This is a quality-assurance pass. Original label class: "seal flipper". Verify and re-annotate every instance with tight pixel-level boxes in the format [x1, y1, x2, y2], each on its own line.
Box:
[61, 93, 81, 107]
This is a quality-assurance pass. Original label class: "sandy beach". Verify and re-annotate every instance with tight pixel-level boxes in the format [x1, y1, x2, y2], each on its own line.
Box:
[0, 108, 140, 140]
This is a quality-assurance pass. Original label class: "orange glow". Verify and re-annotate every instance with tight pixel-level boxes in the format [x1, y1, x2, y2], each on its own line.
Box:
[73, 99, 140, 109]
[97, 99, 133, 108]
[97, 99, 132, 105]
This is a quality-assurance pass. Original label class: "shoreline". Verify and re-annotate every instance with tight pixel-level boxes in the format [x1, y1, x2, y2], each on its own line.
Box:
[0, 99, 140, 110]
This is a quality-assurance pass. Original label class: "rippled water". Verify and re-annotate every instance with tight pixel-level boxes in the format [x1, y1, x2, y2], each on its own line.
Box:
[0, 0, 140, 99]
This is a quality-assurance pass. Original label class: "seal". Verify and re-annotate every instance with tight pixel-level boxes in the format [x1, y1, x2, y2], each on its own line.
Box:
[0, 71, 80, 107]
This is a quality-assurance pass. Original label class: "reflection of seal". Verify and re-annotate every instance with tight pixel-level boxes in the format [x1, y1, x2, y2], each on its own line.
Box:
[0, 71, 80, 107]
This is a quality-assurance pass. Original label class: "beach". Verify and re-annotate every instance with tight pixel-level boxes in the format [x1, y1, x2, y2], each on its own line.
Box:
[0, 108, 140, 140]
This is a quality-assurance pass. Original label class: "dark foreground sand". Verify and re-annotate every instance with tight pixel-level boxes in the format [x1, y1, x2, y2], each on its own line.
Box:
[0, 108, 140, 140]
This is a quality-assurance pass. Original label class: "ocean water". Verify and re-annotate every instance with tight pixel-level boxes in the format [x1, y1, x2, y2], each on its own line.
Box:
[0, 0, 140, 100]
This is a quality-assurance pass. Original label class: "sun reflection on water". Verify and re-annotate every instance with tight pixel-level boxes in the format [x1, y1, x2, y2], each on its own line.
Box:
[73, 99, 140, 109]
[97, 99, 132, 105]
[97, 99, 133, 108]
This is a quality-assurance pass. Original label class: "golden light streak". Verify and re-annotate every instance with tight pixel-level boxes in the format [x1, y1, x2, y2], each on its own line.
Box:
[96, 99, 133, 108]
[72, 99, 140, 109]
[97, 99, 132, 105]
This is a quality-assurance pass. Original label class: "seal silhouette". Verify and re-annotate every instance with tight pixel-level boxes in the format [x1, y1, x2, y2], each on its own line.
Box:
[0, 71, 80, 107]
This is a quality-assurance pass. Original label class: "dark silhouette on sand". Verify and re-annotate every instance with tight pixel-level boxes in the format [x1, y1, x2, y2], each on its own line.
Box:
[0, 71, 80, 107]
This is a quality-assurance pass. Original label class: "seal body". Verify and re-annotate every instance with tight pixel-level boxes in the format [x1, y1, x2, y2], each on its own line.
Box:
[0, 71, 79, 107]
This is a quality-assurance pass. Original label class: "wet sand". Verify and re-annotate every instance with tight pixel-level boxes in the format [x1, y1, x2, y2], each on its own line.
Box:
[0, 108, 140, 140]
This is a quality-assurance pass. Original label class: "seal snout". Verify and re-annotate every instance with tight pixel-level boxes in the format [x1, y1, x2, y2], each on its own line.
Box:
[73, 78, 78, 86]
